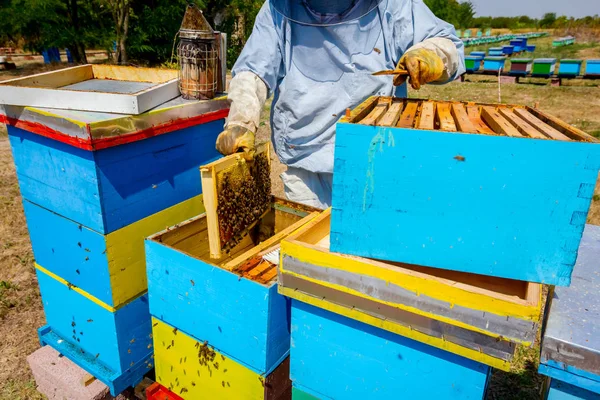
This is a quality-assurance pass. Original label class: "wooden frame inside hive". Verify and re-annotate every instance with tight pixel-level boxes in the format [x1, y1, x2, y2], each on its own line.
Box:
[345, 96, 598, 142]
[200, 143, 272, 259]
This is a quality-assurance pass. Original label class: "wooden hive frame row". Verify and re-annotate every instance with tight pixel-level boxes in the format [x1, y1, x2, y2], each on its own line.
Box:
[344, 96, 598, 143]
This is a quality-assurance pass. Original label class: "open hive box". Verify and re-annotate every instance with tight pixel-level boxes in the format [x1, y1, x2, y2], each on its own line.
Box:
[146, 195, 319, 376]
[279, 209, 543, 371]
[331, 96, 600, 286]
[0, 64, 180, 114]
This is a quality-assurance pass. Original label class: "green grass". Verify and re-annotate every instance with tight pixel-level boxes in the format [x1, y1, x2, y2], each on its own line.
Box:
[0, 379, 45, 400]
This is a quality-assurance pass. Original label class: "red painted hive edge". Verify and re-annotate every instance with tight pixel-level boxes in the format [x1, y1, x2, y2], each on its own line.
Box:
[146, 382, 185, 400]
[0, 108, 229, 152]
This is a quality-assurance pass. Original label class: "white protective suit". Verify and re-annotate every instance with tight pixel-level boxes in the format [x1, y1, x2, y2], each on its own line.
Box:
[226, 0, 465, 209]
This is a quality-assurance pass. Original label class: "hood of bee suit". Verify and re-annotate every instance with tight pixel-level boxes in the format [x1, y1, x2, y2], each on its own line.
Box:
[270, 0, 383, 26]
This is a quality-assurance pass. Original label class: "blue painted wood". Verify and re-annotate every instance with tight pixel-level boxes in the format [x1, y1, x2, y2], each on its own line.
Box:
[39, 327, 152, 396]
[8, 119, 222, 234]
[23, 201, 113, 305]
[36, 268, 152, 377]
[559, 60, 584, 77]
[483, 57, 506, 71]
[540, 362, 600, 395]
[540, 225, 600, 389]
[290, 300, 491, 400]
[8, 127, 103, 230]
[546, 379, 600, 400]
[330, 123, 600, 286]
[469, 52, 486, 58]
[502, 45, 515, 55]
[146, 239, 291, 376]
[585, 60, 600, 76]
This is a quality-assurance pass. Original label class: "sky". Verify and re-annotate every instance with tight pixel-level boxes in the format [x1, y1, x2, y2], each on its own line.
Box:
[469, 0, 597, 18]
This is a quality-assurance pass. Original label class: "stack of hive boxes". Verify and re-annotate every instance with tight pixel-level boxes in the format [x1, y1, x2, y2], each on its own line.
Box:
[2, 96, 229, 395]
[278, 96, 600, 399]
[146, 168, 320, 400]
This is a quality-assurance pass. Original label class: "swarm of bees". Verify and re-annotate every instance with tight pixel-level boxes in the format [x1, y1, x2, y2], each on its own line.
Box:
[217, 152, 271, 252]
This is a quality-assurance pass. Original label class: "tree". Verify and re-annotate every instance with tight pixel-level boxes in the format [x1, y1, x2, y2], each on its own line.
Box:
[540, 13, 557, 28]
[64, 0, 87, 63]
[104, 0, 132, 64]
[456, 1, 474, 29]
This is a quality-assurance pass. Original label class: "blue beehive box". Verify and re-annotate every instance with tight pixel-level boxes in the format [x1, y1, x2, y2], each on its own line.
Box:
[146, 198, 318, 376]
[36, 266, 152, 395]
[331, 97, 600, 286]
[585, 60, 600, 76]
[4, 98, 229, 234]
[488, 47, 504, 57]
[290, 300, 491, 400]
[470, 51, 486, 58]
[483, 56, 506, 72]
[558, 59, 584, 77]
[540, 225, 600, 399]
[502, 45, 515, 56]
[526, 45, 536, 52]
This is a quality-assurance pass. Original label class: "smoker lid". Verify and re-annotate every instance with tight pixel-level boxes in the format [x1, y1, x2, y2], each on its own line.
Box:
[180, 5, 214, 40]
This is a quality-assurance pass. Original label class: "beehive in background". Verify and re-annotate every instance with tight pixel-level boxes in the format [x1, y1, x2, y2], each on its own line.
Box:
[1, 94, 229, 394]
[330, 96, 600, 286]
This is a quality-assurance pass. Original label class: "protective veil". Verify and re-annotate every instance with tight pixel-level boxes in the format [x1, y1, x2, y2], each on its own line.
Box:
[226, 0, 465, 208]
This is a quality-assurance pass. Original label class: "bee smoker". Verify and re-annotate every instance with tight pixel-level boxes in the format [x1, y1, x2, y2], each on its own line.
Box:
[178, 5, 225, 100]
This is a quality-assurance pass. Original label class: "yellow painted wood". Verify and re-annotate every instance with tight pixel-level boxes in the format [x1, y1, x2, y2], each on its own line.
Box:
[152, 318, 266, 400]
[91, 65, 177, 84]
[0, 65, 94, 88]
[107, 195, 205, 306]
[35, 264, 117, 313]
[280, 239, 542, 324]
[278, 287, 511, 371]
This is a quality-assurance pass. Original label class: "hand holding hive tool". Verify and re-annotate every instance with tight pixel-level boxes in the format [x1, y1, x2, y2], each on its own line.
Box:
[373, 48, 445, 90]
[216, 125, 256, 161]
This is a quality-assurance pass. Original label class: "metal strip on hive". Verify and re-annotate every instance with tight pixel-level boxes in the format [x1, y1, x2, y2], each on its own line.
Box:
[279, 272, 516, 361]
[282, 255, 538, 344]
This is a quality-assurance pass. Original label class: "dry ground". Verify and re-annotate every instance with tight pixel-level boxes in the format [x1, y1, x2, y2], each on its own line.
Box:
[1, 37, 600, 398]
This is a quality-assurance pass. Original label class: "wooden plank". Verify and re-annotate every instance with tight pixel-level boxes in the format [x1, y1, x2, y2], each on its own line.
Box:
[257, 267, 278, 284]
[358, 98, 392, 125]
[397, 102, 419, 128]
[222, 212, 318, 271]
[289, 300, 493, 398]
[36, 267, 152, 382]
[450, 103, 478, 133]
[0, 65, 180, 114]
[343, 96, 379, 123]
[152, 318, 290, 399]
[481, 107, 524, 137]
[91, 65, 177, 83]
[526, 107, 595, 142]
[377, 102, 404, 127]
[466, 106, 496, 135]
[0, 64, 93, 88]
[498, 108, 547, 139]
[436, 102, 457, 132]
[246, 260, 273, 278]
[81, 373, 96, 387]
[513, 108, 571, 141]
[417, 101, 435, 130]
[146, 240, 289, 375]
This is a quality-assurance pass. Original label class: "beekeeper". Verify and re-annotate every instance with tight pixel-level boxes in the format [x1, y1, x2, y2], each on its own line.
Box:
[216, 0, 465, 209]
